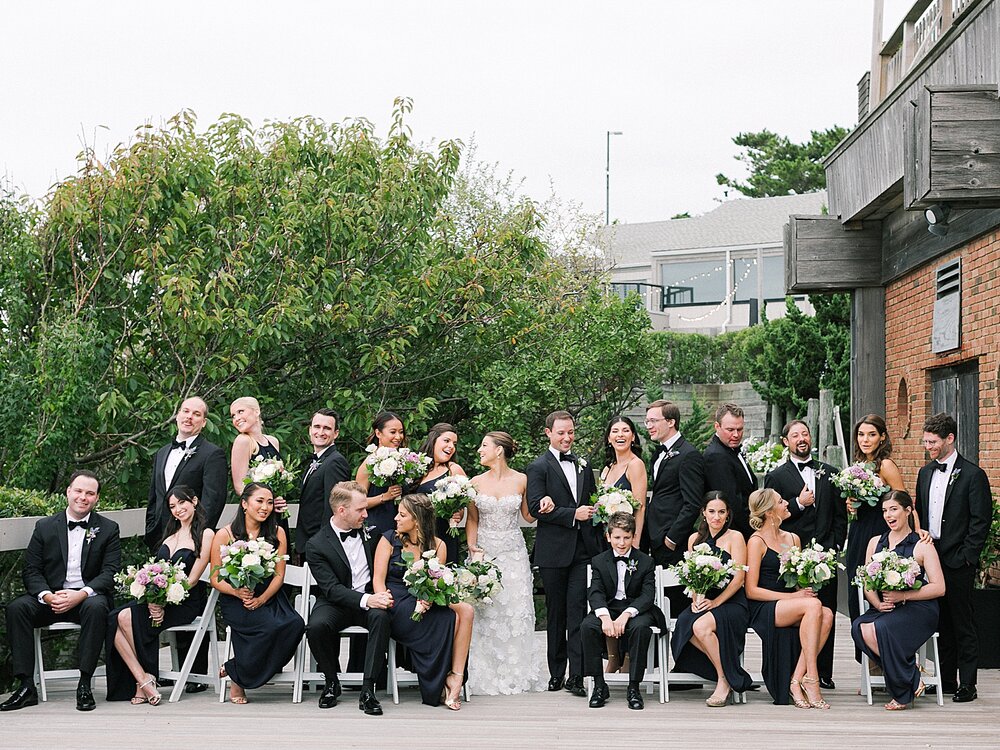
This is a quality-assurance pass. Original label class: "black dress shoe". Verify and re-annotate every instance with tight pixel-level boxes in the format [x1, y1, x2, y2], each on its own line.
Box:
[626, 686, 644, 710]
[318, 683, 340, 709]
[185, 682, 208, 694]
[76, 684, 96, 712]
[588, 683, 610, 708]
[953, 685, 978, 703]
[547, 676, 564, 691]
[359, 688, 383, 715]
[819, 677, 836, 690]
[565, 675, 587, 697]
[0, 686, 38, 711]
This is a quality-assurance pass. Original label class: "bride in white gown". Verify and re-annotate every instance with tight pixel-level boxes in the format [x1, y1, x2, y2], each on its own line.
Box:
[465, 431, 542, 694]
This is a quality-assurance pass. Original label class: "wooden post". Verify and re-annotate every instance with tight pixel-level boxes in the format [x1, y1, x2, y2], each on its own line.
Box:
[770, 403, 784, 440]
[819, 389, 835, 460]
[851, 288, 887, 429]
[869, 0, 885, 109]
[806, 398, 819, 446]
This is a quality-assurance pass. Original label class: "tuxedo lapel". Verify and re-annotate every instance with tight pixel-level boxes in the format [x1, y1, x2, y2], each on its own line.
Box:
[324, 525, 350, 571]
[942, 454, 965, 509]
[168, 435, 202, 491]
[154, 444, 169, 500]
[574, 458, 585, 504]
[544, 451, 574, 500]
[81, 512, 97, 570]
[302, 452, 322, 489]
[57, 512, 69, 571]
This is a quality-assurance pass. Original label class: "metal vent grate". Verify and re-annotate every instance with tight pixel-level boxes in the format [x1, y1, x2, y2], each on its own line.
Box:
[932, 258, 961, 353]
[936, 259, 961, 299]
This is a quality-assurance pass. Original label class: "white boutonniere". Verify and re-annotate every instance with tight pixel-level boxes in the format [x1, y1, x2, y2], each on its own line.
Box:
[577, 457, 588, 473]
[626, 558, 639, 575]
[949, 468, 962, 487]
[814, 468, 826, 479]
[664, 449, 680, 460]
[182, 446, 198, 460]
[85, 527, 99, 544]
[362, 524, 376, 542]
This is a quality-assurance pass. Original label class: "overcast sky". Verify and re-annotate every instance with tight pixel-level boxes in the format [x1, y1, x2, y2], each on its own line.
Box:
[1, 1, 913, 224]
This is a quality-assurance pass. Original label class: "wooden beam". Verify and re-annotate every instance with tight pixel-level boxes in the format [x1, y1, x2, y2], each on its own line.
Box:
[882, 204, 1000, 282]
[851, 287, 887, 429]
[785, 215, 882, 292]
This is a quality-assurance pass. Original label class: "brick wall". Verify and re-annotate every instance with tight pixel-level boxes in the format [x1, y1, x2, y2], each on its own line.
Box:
[884, 229, 1000, 487]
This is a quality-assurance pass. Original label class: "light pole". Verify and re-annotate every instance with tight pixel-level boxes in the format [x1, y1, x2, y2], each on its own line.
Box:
[606, 130, 623, 225]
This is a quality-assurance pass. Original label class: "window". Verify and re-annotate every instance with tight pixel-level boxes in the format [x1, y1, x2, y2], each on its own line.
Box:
[658, 259, 725, 304]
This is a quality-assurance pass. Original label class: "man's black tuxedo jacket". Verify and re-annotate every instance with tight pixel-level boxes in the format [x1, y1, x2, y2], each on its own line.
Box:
[916, 453, 992, 569]
[526, 450, 605, 568]
[145, 434, 228, 545]
[646, 436, 704, 548]
[23, 510, 121, 598]
[296, 447, 351, 555]
[765, 459, 847, 551]
[703, 435, 756, 534]
[305, 523, 375, 609]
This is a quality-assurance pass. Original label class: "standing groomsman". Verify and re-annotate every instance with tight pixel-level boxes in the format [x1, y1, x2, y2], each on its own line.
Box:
[916, 412, 992, 703]
[296, 408, 351, 561]
[144, 396, 228, 545]
[1, 471, 120, 712]
[527, 410, 606, 697]
[703, 403, 756, 538]
[765, 419, 847, 690]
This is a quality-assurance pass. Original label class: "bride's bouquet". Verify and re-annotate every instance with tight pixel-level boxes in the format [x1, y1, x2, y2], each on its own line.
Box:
[244, 455, 298, 518]
[671, 543, 746, 602]
[213, 537, 288, 591]
[364, 445, 431, 488]
[429, 475, 477, 537]
[588, 485, 640, 526]
[743, 438, 787, 475]
[454, 558, 503, 604]
[778, 542, 843, 591]
[854, 549, 923, 591]
[830, 462, 890, 520]
[115, 558, 191, 625]
[400, 550, 458, 621]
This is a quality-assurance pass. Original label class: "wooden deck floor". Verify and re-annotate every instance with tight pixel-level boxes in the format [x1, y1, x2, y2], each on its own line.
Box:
[3, 615, 997, 749]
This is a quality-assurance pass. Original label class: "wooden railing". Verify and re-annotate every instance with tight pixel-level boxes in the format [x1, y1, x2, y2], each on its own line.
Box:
[868, 0, 981, 112]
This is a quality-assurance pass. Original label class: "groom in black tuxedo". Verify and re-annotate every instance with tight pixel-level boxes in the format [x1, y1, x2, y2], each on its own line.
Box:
[527, 410, 606, 697]
[703, 403, 756, 538]
[1, 471, 121, 712]
[916, 413, 992, 703]
[144, 396, 228, 546]
[305, 481, 393, 716]
[296, 408, 351, 561]
[765, 419, 846, 689]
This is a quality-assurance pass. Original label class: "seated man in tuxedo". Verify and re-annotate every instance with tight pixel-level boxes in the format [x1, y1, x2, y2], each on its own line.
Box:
[1, 470, 121, 712]
[305, 481, 393, 716]
[581, 512, 665, 711]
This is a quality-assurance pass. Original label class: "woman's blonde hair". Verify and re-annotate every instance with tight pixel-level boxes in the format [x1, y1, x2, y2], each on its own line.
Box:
[231, 396, 263, 429]
[748, 488, 780, 530]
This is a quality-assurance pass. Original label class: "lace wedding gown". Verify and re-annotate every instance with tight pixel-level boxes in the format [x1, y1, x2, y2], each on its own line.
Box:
[468, 494, 542, 694]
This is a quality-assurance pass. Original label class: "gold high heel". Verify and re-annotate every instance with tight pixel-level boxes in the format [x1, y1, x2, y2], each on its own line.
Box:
[801, 675, 830, 709]
[789, 680, 812, 709]
[443, 671, 462, 711]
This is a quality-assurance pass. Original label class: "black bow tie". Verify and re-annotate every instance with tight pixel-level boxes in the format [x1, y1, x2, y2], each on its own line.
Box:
[935, 461, 949, 472]
[339, 528, 360, 542]
[560, 452, 577, 463]
[68, 520, 89, 530]
[311, 453, 322, 462]
[796, 460, 816, 472]
[171, 440, 187, 451]
[616, 555, 631, 563]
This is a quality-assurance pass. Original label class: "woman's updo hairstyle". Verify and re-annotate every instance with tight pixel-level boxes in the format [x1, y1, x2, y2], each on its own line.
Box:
[485, 431, 518, 460]
[748, 488, 780, 531]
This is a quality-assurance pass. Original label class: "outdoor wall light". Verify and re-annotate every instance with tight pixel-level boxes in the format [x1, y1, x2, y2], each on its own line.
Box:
[925, 204, 951, 236]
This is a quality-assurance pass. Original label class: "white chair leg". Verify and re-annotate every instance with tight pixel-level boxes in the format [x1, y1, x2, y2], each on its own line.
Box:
[932, 635, 944, 706]
[33, 629, 47, 702]
[218, 627, 231, 703]
[388, 639, 399, 704]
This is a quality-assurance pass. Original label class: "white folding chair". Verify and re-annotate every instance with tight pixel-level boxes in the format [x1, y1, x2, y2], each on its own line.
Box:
[163, 567, 221, 702]
[582, 564, 664, 702]
[218, 562, 311, 703]
[33, 622, 82, 701]
[857, 587, 944, 705]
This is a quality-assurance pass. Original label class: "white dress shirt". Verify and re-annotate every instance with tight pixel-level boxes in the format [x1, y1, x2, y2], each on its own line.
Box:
[791, 458, 816, 510]
[164, 435, 194, 488]
[331, 520, 371, 610]
[737, 450, 754, 482]
[38, 513, 95, 603]
[928, 450, 958, 540]
[594, 555, 639, 619]
[653, 432, 683, 481]
[549, 446, 578, 503]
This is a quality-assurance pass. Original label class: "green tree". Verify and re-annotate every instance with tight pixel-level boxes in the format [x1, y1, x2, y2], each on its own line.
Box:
[716, 126, 849, 198]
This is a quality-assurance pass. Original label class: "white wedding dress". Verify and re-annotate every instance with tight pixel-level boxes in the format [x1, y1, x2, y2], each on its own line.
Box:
[468, 494, 543, 695]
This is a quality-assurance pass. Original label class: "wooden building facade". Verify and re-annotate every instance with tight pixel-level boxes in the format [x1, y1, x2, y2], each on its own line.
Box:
[784, 0, 1000, 482]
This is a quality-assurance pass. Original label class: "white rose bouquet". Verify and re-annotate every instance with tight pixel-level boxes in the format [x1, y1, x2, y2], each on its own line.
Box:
[114, 558, 191, 626]
[429, 475, 477, 537]
[743, 438, 788, 475]
[588, 485, 640, 526]
[454, 558, 503, 604]
[364, 445, 431, 488]
[670, 543, 747, 602]
[399, 550, 459, 621]
[244, 456, 298, 518]
[854, 549, 923, 592]
[213, 537, 287, 591]
[778, 542, 844, 591]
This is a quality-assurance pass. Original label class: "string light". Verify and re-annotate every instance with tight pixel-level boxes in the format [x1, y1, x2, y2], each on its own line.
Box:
[675, 258, 757, 322]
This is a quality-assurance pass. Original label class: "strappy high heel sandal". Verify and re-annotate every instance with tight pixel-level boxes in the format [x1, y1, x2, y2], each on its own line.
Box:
[443, 671, 462, 711]
[135, 675, 161, 706]
[801, 675, 830, 709]
[789, 680, 812, 709]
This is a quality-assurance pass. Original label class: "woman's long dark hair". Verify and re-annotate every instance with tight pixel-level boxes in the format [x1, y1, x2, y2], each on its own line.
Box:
[882, 489, 916, 531]
[602, 415, 643, 469]
[158, 485, 208, 557]
[418, 423, 458, 470]
[398, 494, 437, 554]
[366, 411, 406, 447]
[230, 482, 279, 546]
[694, 490, 732, 545]
[853, 413, 893, 469]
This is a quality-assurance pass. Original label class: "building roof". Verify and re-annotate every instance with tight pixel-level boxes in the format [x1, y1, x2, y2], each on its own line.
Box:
[604, 191, 827, 267]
